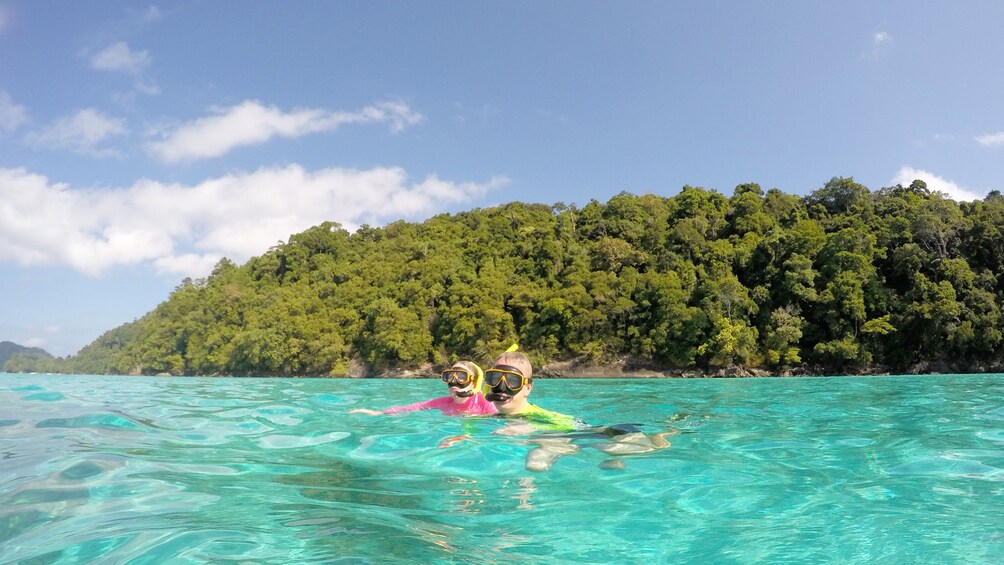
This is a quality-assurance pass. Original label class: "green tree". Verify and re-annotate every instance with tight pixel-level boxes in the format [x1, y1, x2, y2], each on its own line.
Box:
[764, 306, 804, 367]
[359, 298, 433, 370]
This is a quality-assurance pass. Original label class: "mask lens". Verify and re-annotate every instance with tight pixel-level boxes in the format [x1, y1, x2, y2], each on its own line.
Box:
[441, 369, 473, 386]
[503, 373, 523, 390]
[486, 367, 526, 392]
[485, 371, 504, 388]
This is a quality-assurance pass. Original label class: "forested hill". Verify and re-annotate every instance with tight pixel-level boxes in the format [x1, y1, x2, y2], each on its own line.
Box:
[1, 341, 53, 370]
[7, 177, 1004, 377]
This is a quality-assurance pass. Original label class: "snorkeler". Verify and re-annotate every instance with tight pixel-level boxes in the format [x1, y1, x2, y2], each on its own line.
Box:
[485, 350, 578, 432]
[483, 350, 585, 470]
[350, 360, 498, 416]
[485, 350, 675, 471]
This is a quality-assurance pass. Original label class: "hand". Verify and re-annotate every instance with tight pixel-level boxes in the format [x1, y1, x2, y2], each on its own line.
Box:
[438, 434, 471, 448]
[349, 408, 382, 415]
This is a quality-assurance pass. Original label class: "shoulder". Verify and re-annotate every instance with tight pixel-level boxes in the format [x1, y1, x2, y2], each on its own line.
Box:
[522, 404, 579, 430]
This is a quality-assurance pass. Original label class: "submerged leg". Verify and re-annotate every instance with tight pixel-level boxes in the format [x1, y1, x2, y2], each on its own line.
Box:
[592, 431, 675, 456]
[598, 458, 626, 470]
[525, 438, 580, 472]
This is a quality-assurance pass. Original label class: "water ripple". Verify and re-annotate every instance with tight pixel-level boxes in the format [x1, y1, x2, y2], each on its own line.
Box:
[2, 373, 1004, 563]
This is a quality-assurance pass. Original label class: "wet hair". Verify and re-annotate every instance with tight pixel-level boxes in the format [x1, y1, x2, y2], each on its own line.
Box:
[492, 351, 532, 381]
[449, 360, 480, 378]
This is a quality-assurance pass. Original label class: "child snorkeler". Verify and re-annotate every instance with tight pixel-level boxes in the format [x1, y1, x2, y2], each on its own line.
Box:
[350, 360, 498, 416]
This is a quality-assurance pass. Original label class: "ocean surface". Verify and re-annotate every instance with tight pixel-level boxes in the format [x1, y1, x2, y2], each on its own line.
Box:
[2, 373, 1003, 564]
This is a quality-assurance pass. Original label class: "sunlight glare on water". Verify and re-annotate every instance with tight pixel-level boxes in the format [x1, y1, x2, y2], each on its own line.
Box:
[2, 373, 1003, 563]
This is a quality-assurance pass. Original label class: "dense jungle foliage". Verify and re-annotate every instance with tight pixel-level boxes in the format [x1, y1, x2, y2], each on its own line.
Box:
[7, 177, 1004, 377]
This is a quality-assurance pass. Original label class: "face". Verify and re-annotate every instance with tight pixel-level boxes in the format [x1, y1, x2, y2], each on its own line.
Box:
[491, 382, 532, 414]
[484, 365, 532, 414]
[441, 367, 477, 402]
[447, 380, 476, 402]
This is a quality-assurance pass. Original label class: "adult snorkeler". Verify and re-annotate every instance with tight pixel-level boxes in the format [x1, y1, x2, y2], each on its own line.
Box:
[485, 350, 676, 471]
[485, 350, 578, 432]
[350, 360, 497, 417]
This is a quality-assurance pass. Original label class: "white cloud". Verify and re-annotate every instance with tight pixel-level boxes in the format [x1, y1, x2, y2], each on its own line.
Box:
[976, 131, 1004, 147]
[23, 337, 48, 349]
[21, 326, 63, 350]
[0, 165, 506, 278]
[134, 5, 162, 24]
[154, 253, 222, 277]
[25, 108, 128, 157]
[90, 41, 151, 74]
[146, 100, 423, 163]
[0, 91, 28, 133]
[863, 30, 893, 60]
[892, 166, 984, 202]
[132, 79, 160, 96]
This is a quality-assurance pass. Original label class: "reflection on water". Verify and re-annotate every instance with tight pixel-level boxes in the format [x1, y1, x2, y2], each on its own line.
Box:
[1, 373, 1003, 563]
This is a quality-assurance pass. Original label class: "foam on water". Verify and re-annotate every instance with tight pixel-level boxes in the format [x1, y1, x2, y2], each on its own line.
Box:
[2, 373, 1003, 563]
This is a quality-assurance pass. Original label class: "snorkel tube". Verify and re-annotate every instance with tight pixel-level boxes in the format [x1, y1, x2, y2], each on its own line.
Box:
[451, 362, 484, 398]
[484, 388, 510, 403]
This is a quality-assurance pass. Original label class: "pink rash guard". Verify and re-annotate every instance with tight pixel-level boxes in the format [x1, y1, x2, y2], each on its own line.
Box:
[381, 392, 498, 416]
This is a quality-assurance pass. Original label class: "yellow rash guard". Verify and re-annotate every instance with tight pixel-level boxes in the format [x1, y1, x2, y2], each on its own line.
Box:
[515, 404, 580, 432]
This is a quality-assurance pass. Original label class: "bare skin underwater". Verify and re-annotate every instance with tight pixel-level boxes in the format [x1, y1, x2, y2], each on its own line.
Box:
[525, 429, 679, 472]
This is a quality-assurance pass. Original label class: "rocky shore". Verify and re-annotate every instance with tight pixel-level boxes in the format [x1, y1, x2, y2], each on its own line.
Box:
[374, 357, 1004, 380]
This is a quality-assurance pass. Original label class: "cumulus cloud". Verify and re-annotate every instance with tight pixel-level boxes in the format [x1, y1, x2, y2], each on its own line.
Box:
[25, 108, 128, 157]
[90, 41, 152, 74]
[873, 31, 892, 45]
[976, 131, 1004, 147]
[0, 90, 28, 133]
[892, 166, 984, 202]
[0, 165, 507, 278]
[146, 100, 423, 163]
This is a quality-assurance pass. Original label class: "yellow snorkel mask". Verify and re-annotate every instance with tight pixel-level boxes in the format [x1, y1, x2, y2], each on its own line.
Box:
[441, 361, 485, 398]
[481, 343, 519, 397]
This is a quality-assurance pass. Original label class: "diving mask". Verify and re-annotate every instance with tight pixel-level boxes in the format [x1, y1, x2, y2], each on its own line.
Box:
[441, 368, 476, 387]
[485, 365, 529, 393]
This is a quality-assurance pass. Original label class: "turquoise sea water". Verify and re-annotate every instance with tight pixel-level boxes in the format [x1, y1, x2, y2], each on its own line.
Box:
[2, 373, 1003, 564]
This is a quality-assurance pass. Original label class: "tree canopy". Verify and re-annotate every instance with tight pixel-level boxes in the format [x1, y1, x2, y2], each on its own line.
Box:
[9, 178, 1004, 376]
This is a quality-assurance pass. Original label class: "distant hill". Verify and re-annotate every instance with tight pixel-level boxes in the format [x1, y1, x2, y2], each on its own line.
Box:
[0, 341, 54, 370]
[10, 180, 1004, 377]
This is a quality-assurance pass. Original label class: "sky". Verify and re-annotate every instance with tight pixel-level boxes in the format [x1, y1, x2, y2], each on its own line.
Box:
[2, 2, 1003, 357]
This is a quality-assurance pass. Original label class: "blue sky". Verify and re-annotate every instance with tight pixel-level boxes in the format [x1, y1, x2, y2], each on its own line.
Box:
[2, 2, 1003, 357]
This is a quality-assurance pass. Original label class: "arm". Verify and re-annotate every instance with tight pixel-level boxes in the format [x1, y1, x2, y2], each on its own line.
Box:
[493, 421, 538, 436]
[351, 397, 449, 415]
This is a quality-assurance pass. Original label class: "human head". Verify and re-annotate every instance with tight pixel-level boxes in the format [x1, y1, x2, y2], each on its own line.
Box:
[442, 360, 483, 403]
[486, 351, 533, 414]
